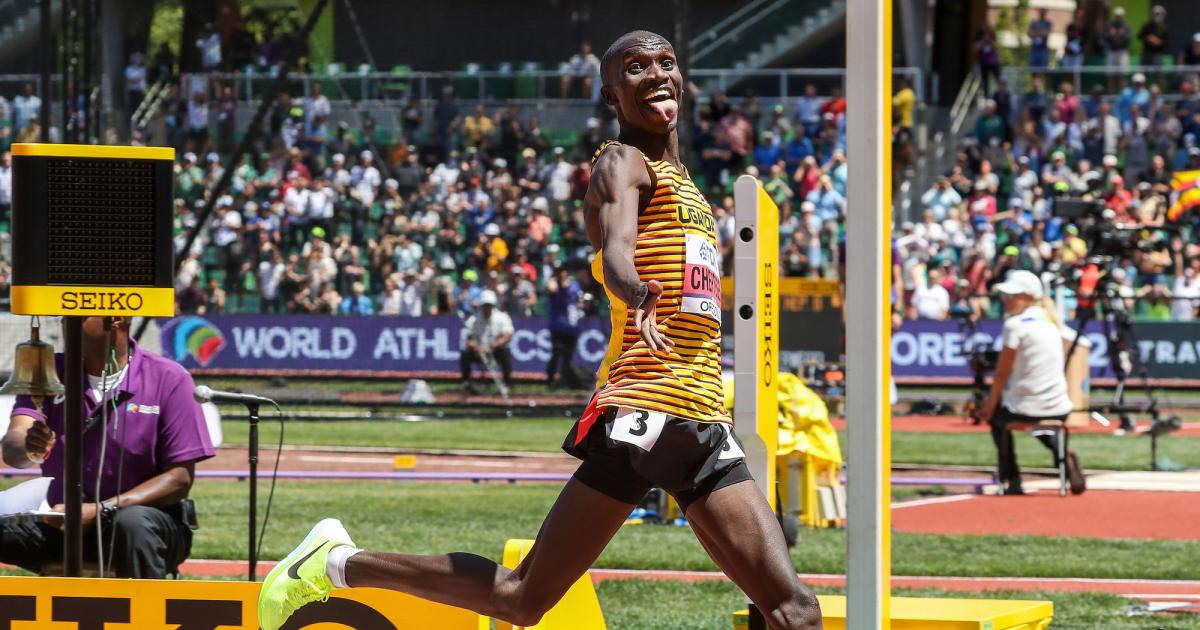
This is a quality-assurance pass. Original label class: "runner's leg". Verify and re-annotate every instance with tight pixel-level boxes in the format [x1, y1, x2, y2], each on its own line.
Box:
[343, 478, 632, 626]
[684, 480, 822, 630]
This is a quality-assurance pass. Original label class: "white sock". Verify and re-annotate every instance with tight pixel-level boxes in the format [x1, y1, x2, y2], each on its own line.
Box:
[326, 545, 362, 589]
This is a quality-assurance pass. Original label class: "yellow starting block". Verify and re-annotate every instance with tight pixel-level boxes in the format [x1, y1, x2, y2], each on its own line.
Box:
[734, 596, 1053, 630]
[0, 538, 605, 629]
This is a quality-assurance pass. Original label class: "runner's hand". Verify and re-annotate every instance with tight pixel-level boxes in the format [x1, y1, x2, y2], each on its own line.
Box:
[634, 280, 674, 353]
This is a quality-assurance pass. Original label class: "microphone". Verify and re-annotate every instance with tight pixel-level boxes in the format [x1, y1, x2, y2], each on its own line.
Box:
[194, 385, 276, 406]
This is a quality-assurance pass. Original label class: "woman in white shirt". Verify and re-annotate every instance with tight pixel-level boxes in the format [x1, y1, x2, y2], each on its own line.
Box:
[976, 270, 1085, 495]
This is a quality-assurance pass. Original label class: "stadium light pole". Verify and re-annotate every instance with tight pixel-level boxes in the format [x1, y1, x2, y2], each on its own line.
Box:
[845, 0, 893, 628]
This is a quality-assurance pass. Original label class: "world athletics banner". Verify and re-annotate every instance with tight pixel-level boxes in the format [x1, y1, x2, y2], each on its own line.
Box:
[158, 314, 1200, 381]
[159, 315, 612, 376]
[892, 319, 1200, 380]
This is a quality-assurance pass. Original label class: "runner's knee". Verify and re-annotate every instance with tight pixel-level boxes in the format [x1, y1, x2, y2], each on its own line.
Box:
[767, 588, 823, 630]
[492, 573, 556, 627]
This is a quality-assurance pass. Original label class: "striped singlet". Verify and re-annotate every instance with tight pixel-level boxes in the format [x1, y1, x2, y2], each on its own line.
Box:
[591, 141, 729, 423]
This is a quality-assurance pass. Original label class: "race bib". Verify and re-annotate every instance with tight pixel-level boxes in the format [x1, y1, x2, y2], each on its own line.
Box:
[717, 424, 745, 460]
[682, 232, 722, 322]
[610, 407, 668, 451]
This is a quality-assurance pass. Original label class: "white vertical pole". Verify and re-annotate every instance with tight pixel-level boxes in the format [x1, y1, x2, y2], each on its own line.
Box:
[845, 0, 892, 628]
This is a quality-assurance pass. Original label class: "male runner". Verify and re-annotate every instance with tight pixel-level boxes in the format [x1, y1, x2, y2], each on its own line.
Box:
[259, 31, 822, 630]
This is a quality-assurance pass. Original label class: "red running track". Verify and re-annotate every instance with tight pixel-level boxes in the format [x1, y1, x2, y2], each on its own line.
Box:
[892, 491, 1200, 540]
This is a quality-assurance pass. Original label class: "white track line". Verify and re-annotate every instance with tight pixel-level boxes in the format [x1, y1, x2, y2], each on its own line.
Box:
[890, 494, 978, 510]
[297, 455, 397, 465]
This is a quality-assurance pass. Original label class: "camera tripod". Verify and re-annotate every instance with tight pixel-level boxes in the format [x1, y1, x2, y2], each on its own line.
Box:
[1063, 257, 1182, 468]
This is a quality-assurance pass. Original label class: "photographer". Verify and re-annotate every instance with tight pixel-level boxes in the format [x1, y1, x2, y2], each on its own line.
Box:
[976, 271, 1086, 495]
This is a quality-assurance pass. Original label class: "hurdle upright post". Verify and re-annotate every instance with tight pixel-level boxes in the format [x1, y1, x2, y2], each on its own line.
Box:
[733, 175, 780, 629]
[845, 0, 893, 628]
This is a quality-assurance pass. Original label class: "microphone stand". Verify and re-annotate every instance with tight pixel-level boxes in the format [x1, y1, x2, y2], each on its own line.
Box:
[246, 401, 260, 581]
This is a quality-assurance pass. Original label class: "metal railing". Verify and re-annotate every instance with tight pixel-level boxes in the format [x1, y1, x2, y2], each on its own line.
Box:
[691, 0, 793, 64]
[999, 63, 1200, 96]
[184, 66, 926, 105]
[949, 67, 981, 138]
[688, 0, 778, 58]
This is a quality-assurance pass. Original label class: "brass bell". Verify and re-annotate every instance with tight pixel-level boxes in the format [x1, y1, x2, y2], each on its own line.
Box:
[0, 322, 65, 399]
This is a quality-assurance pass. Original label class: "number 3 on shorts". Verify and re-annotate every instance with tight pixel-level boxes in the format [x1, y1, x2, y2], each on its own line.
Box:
[610, 407, 667, 451]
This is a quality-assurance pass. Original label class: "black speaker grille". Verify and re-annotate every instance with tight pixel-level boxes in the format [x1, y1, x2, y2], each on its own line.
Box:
[45, 158, 157, 285]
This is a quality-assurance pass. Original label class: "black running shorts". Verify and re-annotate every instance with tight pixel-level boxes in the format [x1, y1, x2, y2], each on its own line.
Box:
[562, 401, 753, 510]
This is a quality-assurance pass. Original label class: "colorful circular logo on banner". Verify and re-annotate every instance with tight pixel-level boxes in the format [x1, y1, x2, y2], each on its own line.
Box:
[168, 316, 226, 366]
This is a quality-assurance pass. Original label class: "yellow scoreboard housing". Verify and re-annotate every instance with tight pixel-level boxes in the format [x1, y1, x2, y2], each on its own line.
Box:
[10, 144, 176, 317]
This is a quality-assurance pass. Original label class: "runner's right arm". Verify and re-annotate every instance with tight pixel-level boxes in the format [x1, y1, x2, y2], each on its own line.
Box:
[585, 145, 673, 352]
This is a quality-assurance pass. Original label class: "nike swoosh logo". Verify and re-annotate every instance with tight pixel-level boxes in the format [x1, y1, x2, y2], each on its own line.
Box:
[287, 541, 331, 580]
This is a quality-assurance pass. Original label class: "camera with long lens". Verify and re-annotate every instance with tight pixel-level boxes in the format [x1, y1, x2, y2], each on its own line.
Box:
[1052, 197, 1166, 258]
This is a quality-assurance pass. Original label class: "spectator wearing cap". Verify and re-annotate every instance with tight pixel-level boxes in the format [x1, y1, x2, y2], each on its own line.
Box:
[454, 269, 482, 318]
[1181, 33, 1200, 69]
[461, 290, 514, 393]
[1137, 6, 1170, 67]
[351, 150, 381, 207]
[476, 223, 510, 273]
[545, 147, 573, 202]
[978, 270, 1085, 495]
[177, 152, 204, 202]
[1117, 73, 1150, 125]
[1010, 156, 1038, 207]
[527, 197, 553, 246]
[398, 270, 428, 317]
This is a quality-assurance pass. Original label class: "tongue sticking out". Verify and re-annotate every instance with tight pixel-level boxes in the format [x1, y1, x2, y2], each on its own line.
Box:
[648, 98, 678, 123]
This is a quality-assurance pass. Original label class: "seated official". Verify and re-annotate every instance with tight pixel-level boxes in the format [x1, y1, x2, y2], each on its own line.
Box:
[0, 316, 215, 578]
[460, 290, 514, 393]
[976, 271, 1085, 495]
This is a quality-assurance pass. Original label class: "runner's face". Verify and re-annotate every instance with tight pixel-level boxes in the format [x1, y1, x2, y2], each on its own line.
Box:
[605, 42, 682, 135]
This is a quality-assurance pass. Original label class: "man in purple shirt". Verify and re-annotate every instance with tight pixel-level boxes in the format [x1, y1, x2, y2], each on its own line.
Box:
[1, 316, 214, 578]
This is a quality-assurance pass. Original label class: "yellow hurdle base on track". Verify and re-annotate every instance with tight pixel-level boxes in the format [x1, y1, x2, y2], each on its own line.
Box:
[0, 538, 605, 629]
[734, 597, 1053, 630]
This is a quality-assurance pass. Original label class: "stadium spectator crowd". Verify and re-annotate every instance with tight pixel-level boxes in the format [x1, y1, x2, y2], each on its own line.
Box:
[0, 7, 1196, 325]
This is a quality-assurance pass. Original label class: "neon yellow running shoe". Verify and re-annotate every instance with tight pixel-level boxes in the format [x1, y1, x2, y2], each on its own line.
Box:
[257, 518, 356, 630]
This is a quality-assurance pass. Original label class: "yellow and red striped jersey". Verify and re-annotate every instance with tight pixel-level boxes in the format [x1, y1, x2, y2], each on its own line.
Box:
[591, 141, 729, 423]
